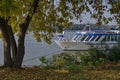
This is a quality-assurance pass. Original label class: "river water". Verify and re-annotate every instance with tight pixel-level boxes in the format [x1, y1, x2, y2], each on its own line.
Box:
[0, 31, 78, 66]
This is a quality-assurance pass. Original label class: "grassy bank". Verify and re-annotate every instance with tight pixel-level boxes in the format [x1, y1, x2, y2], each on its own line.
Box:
[0, 61, 120, 80]
[1, 47, 120, 80]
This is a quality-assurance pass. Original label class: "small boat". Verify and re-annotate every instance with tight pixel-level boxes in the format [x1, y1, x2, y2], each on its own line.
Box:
[55, 25, 120, 50]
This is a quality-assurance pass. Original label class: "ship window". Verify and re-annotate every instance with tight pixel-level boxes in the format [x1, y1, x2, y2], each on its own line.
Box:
[85, 36, 92, 41]
[73, 35, 79, 40]
[81, 35, 87, 41]
[95, 36, 101, 41]
[77, 35, 82, 40]
[114, 35, 117, 41]
[90, 36, 97, 41]
[105, 35, 109, 41]
[111, 35, 114, 41]
[78, 35, 83, 41]
[118, 36, 120, 40]
[107, 35, 110, 41]
[117, 36, 119, 41]
[102, 36, 106, 41]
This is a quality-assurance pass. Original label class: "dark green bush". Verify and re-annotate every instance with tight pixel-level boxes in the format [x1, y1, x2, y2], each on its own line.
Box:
[65, 64, 83, 73]
[39, 56, 54, 69]
[80, 48, 106, 66]
[107, 46, 120, 62]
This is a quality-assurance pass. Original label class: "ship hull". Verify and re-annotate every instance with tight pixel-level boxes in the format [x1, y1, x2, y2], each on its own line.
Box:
[55, 40, 117, 50]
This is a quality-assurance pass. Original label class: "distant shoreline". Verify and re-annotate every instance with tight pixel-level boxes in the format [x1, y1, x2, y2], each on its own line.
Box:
[64, 24, 119, 31]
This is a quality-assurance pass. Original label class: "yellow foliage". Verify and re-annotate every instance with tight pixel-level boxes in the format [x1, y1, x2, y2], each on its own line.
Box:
[54, 59, 66, 68]
[55, 69, 69, 73]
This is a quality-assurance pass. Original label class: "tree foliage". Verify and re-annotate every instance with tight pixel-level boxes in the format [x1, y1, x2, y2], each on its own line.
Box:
[1, 0, 120, 37]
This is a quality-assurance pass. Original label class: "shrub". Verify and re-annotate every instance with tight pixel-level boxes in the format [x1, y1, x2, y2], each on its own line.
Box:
[80, 48, 106, 66]
[107, 46, 120, 62]
[65, 64, 83, 73]
[39, 56, 54, 69]
[39, 54, 68, 69]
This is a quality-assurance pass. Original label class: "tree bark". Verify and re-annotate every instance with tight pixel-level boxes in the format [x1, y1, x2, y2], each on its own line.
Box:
[0, 18, 12, 67]
[7, 26, 17, 62]
[12, 26, 25, 68]
[3, 39, 12, 67]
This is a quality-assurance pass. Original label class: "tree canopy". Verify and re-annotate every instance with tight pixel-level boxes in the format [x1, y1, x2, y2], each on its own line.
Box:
[1, 0, 81, 43]
[0, 0, 120, 37]
[0, 0, 117, 36]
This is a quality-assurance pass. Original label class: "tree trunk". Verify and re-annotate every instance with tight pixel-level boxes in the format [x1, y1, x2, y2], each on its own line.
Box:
[0, 18, 12, 67]
[7, 26, 17, 62]
[12, 25, 25, 68]
[3, 38, 12, 67]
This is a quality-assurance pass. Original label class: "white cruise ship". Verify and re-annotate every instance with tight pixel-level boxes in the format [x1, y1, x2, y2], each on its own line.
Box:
[55, 25, 120, 50]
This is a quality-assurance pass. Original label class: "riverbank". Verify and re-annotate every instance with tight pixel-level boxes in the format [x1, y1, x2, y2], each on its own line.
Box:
[0, 61, 120, 80]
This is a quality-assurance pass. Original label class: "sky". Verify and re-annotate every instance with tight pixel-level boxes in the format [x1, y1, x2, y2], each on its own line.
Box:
[55, 0, 118, 25]
[72, 0, 118, 25]
[72, 13, 117, 25]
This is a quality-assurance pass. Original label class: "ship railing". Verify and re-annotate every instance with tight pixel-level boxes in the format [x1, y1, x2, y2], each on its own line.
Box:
[94, 30, 120, 33]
